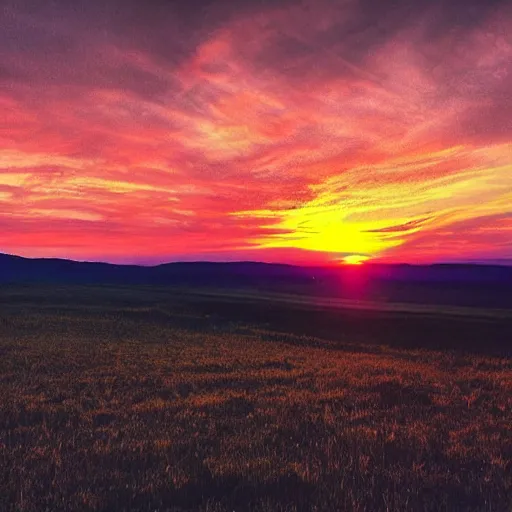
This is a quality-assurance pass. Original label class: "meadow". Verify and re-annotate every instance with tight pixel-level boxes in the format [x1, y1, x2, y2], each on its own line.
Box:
[0, 285, 511, 511]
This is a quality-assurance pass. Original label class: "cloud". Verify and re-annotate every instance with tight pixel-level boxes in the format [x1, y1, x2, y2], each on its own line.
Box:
[0, 0, 511, 263]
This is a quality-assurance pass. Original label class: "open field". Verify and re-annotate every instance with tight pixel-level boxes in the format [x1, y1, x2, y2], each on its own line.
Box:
[1, 285, 511, 511]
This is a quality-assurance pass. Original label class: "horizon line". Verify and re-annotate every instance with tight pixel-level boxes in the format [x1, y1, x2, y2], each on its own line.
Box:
[1, 251, 511, 269]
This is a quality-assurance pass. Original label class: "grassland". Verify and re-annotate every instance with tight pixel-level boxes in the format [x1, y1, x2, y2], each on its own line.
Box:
[0, 285, 511, 511]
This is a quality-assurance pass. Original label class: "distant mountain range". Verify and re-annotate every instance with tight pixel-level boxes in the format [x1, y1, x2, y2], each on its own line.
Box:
[1, 253, 512, 308]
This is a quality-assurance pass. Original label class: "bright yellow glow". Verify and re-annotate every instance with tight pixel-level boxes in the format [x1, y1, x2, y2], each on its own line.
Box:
[234, 145, 511, 260]
[342, 255, 370, 265]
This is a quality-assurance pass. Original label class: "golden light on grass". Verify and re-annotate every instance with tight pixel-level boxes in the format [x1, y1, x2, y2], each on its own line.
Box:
[342, 255, 370, 265]
[1, 286, 511, 511]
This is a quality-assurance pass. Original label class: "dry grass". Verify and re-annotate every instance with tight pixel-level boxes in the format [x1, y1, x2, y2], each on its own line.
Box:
[0, 292, 511, 511]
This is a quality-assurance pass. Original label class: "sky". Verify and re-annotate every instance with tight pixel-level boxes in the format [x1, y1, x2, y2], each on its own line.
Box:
[1, 0, 511, 265]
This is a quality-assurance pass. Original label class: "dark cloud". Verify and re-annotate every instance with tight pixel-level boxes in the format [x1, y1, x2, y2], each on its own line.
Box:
[356, 0, 506, 33]
[2, 0, 509, 96]
[1, 0, 296, 68]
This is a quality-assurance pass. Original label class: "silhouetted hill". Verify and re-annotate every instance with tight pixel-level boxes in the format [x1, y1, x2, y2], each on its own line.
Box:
[1, 253, 512, 308]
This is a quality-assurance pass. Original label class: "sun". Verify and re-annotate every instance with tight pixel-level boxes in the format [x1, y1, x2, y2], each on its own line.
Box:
[342, 254, 370, 265]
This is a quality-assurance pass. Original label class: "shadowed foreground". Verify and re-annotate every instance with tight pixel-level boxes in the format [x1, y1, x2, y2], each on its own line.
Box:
[0, 286, 511, 511]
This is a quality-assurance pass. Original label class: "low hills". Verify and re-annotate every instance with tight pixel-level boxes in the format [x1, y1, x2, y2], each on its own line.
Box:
[1, 253, 511, 309]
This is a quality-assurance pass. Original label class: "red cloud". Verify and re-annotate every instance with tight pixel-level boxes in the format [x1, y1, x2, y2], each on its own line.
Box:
[0, 0, 511, 263]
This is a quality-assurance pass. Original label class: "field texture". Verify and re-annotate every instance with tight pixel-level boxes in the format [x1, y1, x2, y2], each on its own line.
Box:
[0, 286, 511, 511]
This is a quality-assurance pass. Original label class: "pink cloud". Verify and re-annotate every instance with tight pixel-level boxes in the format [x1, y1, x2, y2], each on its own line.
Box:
[0, 0, 511, 263]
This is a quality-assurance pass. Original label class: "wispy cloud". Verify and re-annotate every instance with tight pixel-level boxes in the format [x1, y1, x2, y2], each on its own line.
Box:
[0, 0, 511, 262]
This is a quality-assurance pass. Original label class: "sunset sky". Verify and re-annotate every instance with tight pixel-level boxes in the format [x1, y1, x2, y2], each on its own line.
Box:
[1, 0, 511, 265]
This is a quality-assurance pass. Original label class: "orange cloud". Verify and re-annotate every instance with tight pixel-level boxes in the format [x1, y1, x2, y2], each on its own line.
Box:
[0, 0, 511, 263]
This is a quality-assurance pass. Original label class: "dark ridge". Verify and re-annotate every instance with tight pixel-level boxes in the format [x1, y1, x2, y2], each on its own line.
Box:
[1, 253, 512, 308]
